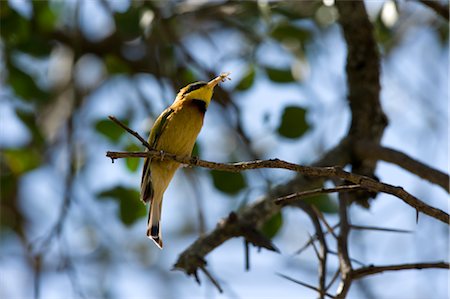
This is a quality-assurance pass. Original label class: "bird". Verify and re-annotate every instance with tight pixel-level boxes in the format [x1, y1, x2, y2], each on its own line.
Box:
[140, 72, 231, 249]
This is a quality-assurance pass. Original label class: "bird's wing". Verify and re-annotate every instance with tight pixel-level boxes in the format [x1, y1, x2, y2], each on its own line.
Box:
[140, 107, 174, 204]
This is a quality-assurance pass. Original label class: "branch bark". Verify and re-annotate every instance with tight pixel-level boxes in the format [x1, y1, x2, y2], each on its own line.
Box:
[351, 262, 450, 279]
[336, 0, 388, 206]
[355, 141, 449, 193]
[418, 0, 449, 21]
[106, 150, 450, 224]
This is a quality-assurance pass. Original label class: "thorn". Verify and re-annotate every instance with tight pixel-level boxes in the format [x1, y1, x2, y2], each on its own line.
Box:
[193, 270, 201, 285]
[199, 265, 223, 293]
[244, 240, 250, 271]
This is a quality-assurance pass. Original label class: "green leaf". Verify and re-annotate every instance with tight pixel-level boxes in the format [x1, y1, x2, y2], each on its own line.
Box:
[33, 2, 57, 32]
[3, 148, 41, 175]
[304, 194, 338, 214]
[114, 7, 141, 38]
[125, 143, 141, 172]
[104, 55, 130, 74]
[270, 22, 311, 43]
[98, 186, 146, 226]
[7, 62, 49, 102]
[210, 170, 246, 195]
[0, 5, 29, 45]
[95, 119, 127, 143]
[235, 66, 255, 91]
[261, 212, 283, 238]
[16, 109, 44, 147]
[265, 67, 295, 83]
[277, 106, 309, 139]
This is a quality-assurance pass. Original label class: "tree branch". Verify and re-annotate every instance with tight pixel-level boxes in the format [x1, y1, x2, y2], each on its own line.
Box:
[335, 193, 353, 299]
[418, 0, 449, 21]
[275, 185, 362, 205]
[351, 262, 450, 280]
[336, 0, 388, 206]
[355, 141, 449, 193]
[106, 150, 450, 225]
[108, 116, 152, 150]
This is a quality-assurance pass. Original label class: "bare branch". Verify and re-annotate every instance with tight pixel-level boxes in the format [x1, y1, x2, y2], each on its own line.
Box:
[106, 150, 450, 225]
[351, 262, 450, 280]
[336, 0, 387, 206]
[108, 116, 152, 150]
[275, 185, 362, 205]
[335, 193, 353, 299]
[311, 206, 339, 239]
[418, 0, 449, 21]
[355, 142, 449, 193]
[302, 205, 329, 299]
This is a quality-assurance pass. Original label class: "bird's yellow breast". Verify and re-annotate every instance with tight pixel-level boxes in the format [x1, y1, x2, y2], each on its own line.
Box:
[155, 100, 205, 157]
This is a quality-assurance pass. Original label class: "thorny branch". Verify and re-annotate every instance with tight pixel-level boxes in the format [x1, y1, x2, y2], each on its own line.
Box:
[355, 141, 449, 193]
[351, 262, 450, 279]
[107, 149, 449, 225]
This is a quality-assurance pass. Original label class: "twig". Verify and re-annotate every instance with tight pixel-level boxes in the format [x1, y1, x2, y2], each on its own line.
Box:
[326, 269, 340, 292]
[351, 262, 450, 280]
[335, 193, 353, 299]
[275, 185, 362, 205]
[108, 116, 152, 150]
[311, 206, 339, 239]
[276, 273, 335, 299]
[306, 207, 328, 299]
[294, 223, 340, 256]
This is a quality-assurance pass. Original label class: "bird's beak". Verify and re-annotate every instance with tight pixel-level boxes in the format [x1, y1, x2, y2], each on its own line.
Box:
[207, 72, 231, 89]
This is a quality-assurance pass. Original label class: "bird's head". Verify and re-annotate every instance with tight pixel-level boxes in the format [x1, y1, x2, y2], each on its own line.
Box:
[176, 72, 231, 107]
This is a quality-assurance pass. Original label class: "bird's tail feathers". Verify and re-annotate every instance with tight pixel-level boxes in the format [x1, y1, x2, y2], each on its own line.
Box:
[140, 159, 153, 204]
[147, 199, 163, 249]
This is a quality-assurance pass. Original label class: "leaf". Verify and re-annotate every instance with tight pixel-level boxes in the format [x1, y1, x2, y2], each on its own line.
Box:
[270, 22, 311, 43]
[210, 170, 246, 195]
[0, 5, 29, 45]
[125, 143, 141, 172]
[277, 106, 310, 139]
[16, 109, 44, 147]
[114, 7, 141, 38]
[261, 212, 283, 238]
[95, 119, 127, 143]
[265, 67, 295, 83]
[104, 55, 130, 74]
[235, 66, 255, 91]
[7, 62, 49, 102]
[304, 194, 338, 214]
[3, 148, 41, 175]
[98, 186, 146, 226]
[33, 2, 57, 32]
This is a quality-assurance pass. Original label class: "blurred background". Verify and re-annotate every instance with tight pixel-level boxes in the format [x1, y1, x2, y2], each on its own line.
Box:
[0, 0, 448, 298]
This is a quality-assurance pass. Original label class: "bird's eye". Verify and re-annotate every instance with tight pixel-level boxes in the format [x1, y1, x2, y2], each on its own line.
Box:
[184, 82, 207, 94]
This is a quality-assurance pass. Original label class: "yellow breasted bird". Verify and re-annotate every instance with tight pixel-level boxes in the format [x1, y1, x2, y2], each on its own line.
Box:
[140, 72, 230, 249]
